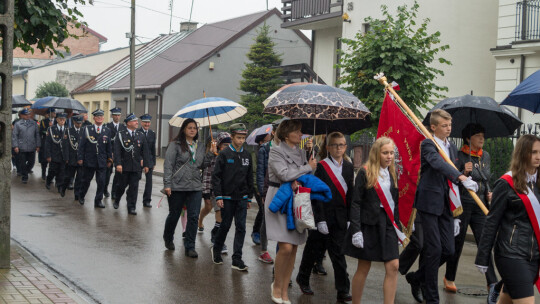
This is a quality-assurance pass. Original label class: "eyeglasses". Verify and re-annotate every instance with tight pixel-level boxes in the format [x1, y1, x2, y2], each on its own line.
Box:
[328, 144, 347, 149]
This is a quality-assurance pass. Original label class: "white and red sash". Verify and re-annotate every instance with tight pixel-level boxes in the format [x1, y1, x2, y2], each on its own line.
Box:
[320, 158, 348, 206]
[374, 178, 410, 246]
[501, 171, 540, 291]
[438, 151, 463, 217]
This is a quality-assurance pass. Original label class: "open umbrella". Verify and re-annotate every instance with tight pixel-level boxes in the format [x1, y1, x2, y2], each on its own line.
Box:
[169, 97, 247, 127]
[11, 95, 31, 107]
[501, 69, 540, 113]
[31, 96, 56, 110]
[246, 124, 272, 146]
[422, 95, 522, 138]
[263, 83, 371, 135]
[41, 97, 86, 112]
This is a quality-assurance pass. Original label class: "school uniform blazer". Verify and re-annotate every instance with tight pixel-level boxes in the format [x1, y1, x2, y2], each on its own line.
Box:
[312, 160, 354, 230]
[349, 168, 401, 235]
[415, 138, 462, 216]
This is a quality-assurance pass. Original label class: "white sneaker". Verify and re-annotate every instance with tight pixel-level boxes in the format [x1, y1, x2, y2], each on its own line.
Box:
[221, 244, 228, 254]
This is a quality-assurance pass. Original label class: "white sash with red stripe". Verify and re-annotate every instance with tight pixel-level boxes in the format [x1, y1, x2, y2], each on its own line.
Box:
[374, 179, 410, 246]
[448, 179, 463, 217]
[320, 158, 347, 205]
[501, 171, 540, 291]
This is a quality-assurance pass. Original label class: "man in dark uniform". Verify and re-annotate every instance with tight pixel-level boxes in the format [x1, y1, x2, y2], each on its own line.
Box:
[77, 109, 113, 208]
[45, 112, 69, 196]
[104, 107, 125, 199]
[138, 113, 156, 208]
[39, 108, 55, 180]
[64, 115, 84, 201]
[113, 113, 150, 215]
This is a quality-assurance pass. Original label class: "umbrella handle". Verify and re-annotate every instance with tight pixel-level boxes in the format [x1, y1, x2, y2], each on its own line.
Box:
[206, 109, 218, 155]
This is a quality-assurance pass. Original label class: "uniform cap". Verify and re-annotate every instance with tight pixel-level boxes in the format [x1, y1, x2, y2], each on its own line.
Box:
[56, 112, 67, 118]
[72, 115, 83, 123]
[47, 108, 56, 113]
[110, 107, 122, 115]
[229, 123, 248, 135]
[124, 113, 138, 123]
[20, 108, 31, 115]
[140, 113, 152, 122]
[92, 109, 105, 116]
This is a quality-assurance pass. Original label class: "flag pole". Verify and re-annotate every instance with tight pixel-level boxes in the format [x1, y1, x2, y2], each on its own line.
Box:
[375, 73, 489, 216]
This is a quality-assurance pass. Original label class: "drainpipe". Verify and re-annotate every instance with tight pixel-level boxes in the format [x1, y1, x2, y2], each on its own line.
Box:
[518, 54, 525, 120]
[22, 70, 28, 98]
[157, 90, 163, 157]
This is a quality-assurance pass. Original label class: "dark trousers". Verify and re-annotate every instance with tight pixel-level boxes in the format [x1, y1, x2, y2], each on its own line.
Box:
[80, 166, 106, 202]
[445, 202, 498, 285]
[297, 225, 350, 294]
[252, 192, 263, 234]
[399, 219, 424, 275]
[163, 191, 202, 251]
[18, 151, 35, 181]
[213, 199, 248, 261]
[47, 161, 66, 189]
[116, 171, 140, 210]
[64, 165, 82, 198]
[141, 168, 153, 203]
[12, 149, 20, 172]
[104, 166, 113, 195]
[417, 208, 455, 304]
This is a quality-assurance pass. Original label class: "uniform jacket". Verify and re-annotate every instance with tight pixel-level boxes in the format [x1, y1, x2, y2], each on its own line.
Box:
[105, 121, 126, 142]
[138, 127, 156, 168]
[349, 168, 401, 235]
[44, 125, 68, 163]
[456, 150, 491, 205]
[415, 138, 462, 216]
[113, 129, 150, 172]
[39, 118, 52, 142]
[312, 158, 354, 230]
[66, 126, 82, 166]
[163, 140, 213, 191]
[476, 179, 540, 265]
[12, 119, 40, 152]
[77, 124, 112, 168]
[212, 145, 255, 201]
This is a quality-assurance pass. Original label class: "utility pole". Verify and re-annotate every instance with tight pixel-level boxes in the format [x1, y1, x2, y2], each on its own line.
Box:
[130, 0, 136, 114]
[0, 0, 14, 269]
[169, 0, 174, 34]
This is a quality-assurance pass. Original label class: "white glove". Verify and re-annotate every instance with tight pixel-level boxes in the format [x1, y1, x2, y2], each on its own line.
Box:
[347, 221, 350, 229]
[462, 176, 479, 192]
[454, 219, 461, 236]
[412, 223, 416, 232]
[352, 231, 364, 248]
[475, 264, 488, 274]
[317, 221, 329, 235]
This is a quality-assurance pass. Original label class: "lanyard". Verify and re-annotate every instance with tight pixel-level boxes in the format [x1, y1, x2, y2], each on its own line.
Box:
[188, 141, 197, 164]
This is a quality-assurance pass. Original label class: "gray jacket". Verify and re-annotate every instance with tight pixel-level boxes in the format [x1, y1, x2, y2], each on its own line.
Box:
[12, 119, 40, 152]
[268, 142, 313, 184]
[163, 140, 213, 191]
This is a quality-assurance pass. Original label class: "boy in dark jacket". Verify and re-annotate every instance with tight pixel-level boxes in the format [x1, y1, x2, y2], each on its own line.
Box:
[211, 123, 254, 271]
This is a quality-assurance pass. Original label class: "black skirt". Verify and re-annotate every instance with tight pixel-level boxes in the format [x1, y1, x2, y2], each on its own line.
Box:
[344, 208, 399, 262]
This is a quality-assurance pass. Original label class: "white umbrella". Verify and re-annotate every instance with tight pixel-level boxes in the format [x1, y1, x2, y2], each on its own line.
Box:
[169, 97, 247, 127]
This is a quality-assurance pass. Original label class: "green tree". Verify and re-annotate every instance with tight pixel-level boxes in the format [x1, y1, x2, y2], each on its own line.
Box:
[35, 81, 69, 98]
[1, 0, 90, 56]
[239, 24, 283, 128]
[337, 1, 450, 134]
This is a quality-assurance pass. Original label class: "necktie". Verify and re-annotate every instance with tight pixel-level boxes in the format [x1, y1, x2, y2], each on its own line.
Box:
[97, 126, 100, 133]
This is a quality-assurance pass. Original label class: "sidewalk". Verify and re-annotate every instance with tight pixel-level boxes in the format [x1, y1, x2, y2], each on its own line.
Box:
[0, 242, 87, 304]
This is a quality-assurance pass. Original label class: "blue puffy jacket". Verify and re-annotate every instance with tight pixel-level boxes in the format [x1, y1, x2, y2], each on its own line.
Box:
[269, 174, 332, 230]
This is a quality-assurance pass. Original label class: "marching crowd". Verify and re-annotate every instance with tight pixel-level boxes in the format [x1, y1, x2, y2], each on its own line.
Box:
[11, 106, 540, 304]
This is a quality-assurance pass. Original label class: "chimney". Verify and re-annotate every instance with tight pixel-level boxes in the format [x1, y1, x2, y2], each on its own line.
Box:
[180, 22, 198, 32]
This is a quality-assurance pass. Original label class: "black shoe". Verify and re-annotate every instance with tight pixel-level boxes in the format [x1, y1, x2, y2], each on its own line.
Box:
[312, 263, 327, 275]
[45, 182, 51, 190]
[128, 208, 137, 215]
[41, 174, 46, 180]
[58, 187, 65, 197]
[164, 240, 175, 250]
[211, 247, 223, 264]
[406, 272, 424, 303]
[79, 198, 85, 205]
[22, 179, 28, 184]
[185, 249, 198, 258]
[111, 194, 116, 201]
[337, 292, 352, 302]
[296, 278, 314, 295]
[143, 201, 152, 208]
[113, 201, 119, 209]
[231, 259, 248, 271]
[67, 183, 74, 190]
[487, 282, 500, 304]
[74, 195, 79, 201]
[94, 201, 105, 208]
[104, 191, 110, 198]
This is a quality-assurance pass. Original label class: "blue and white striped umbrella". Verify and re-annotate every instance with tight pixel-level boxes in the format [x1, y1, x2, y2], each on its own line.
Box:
[169, 97, 247, 127]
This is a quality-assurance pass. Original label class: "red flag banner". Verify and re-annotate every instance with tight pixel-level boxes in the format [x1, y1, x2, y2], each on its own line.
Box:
[376, 92, 425, 229]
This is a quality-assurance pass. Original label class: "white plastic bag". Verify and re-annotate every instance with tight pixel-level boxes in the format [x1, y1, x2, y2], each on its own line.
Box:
[293, 186, 316, 233]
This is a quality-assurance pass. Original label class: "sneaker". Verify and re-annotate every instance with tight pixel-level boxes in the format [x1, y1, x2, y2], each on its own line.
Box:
[211, 246, 223, 265]
[312, 263, 327, 275]
[198, 226, 204, 234]
[221, 244, 228, 254]
[232, 259, 248, 271]
[251, 232, 261, 245]
[258, 251, 274, 264]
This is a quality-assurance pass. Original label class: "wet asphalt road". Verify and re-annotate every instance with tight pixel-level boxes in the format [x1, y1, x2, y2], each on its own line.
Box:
[9, 170, 540, 304]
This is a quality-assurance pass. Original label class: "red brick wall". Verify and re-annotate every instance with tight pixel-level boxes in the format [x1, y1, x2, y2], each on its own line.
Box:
[13, 24, 103, 59]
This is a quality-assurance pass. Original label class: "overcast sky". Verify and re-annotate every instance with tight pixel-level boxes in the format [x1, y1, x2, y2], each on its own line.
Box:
[78, 0, 290, 50]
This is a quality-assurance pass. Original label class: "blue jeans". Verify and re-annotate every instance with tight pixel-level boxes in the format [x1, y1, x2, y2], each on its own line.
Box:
[163, 191, 202, 251]
[213, 199, 248, 261]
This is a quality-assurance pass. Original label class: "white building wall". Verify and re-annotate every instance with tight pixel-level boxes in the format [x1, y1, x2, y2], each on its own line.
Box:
[497, 0, 519, 46]
[312, 26, 341, 86]
[340, 0, 498, 101]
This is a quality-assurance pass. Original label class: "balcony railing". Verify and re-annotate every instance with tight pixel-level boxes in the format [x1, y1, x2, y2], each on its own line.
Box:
[282, 0, 343, 28]
[278, 63, 326, 85]
[515, 0, 540, 41]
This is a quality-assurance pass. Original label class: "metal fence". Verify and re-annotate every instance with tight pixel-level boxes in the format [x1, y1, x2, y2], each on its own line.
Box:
[515, 0, 540, 41]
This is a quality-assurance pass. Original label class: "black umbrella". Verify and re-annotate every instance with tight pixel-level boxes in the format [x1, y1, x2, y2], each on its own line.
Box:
[11, 95, 32, 107]
[422, 95, 522, 138]
[40, 97, 87, 113]
[263, 83, 371, 135]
